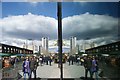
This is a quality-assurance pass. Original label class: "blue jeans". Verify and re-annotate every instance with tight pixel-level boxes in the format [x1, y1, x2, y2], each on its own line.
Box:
[23, 72, 30, 80]
[91, 71, 98, 80]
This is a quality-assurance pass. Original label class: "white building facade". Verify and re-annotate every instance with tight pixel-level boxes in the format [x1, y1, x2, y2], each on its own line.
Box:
[41, 37, 49, 55]
[70, 37, 77, 55]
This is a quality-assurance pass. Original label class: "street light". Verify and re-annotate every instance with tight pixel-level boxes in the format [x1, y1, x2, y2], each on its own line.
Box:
[57, 2, 63, 80]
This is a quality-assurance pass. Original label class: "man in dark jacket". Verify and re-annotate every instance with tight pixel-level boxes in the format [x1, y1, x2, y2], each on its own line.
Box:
[68, 56, 71, 65]
[29, 57, 38, 79]
[48, 56, 52, 66]
[84, 56, 92, 79]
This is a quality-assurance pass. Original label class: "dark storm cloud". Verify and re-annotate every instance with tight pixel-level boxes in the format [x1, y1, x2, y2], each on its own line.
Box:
[63, 12, 118, 40]
[5, 30, 57, 40]
[63, 25, 118, 40]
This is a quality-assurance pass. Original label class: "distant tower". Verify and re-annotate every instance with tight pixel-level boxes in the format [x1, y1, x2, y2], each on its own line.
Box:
[70, 37, 76, 50]
[42, 37, 48, 55]
[70, 37, 77, 55]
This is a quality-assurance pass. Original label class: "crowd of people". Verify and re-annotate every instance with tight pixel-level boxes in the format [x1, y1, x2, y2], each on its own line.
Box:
[67, 55, 99, 79]
[22, 55, 54, 79]
[1, 54, 120, 79]
[2, 57, 21, 68]
[83, 56, 99, 79]
[22, 56, 38, 79]
[67, 55, 85, 65]
[39, 55, 52, 66]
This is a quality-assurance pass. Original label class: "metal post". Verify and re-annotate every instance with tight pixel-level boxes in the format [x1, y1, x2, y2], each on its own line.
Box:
[57, 2, 63, 80]
[39, 46, 41, 55]
[118, 1, 120, 41]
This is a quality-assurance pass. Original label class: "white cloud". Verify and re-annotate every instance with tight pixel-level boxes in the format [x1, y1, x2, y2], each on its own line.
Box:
[1, 13, 57, 39]
[77, 36, 117, 51]
[1, 0, 27, 2]
[1, 37, 24, 47]
[0, 3, 2, 42]
[73, 0, 119, 2]
[27, 0, 49, 2]
[0, 12, 118, 47]
[63, 12, 118, 39]
[1, 0, 119, 2]
[0, 13, 58, 48]
[28, 1, 38, 6]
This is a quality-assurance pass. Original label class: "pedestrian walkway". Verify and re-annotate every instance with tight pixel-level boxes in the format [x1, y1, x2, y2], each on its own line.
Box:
[19, 62, 99, 79]
[63, 63, 84, 78]
[0, 69, 2, 80]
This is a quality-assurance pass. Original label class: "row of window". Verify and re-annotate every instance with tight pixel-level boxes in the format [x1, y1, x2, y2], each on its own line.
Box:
[1, 45, 33, 54]
[86, 43, 120, 53]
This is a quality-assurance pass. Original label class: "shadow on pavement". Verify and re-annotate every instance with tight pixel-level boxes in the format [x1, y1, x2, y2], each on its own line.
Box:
[80, 76, 94, 80]
[47, 78, 74, 80]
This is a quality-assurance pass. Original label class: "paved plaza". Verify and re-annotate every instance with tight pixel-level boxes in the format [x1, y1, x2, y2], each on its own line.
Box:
[19, 62, 99, 79]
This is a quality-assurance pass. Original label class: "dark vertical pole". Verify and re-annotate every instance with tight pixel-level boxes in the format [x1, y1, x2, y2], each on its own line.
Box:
[70, 37, 72, 56]
[118, 1, 120, 41]
[39, 46, 41, 55]
[57, 2, 63, 80]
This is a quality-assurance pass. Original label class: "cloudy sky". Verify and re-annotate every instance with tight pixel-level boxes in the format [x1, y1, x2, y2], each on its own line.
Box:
[0, 2, 119, 48]
[1, 0, 120, 2]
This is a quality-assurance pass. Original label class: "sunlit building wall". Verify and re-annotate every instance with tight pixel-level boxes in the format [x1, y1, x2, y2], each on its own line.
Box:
[41, 37, 48, 55]
[70, 37, 77, 55]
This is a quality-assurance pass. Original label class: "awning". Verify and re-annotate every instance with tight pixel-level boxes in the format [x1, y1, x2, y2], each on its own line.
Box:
[101, 54, 109, 56]
[0, 53, 10, 56]
[110, 51, 120, 55]
[11, 55, 16, 58]
[11, 53, 25, 58]
[25, 54, 34, 56]
[15, 53, 25, 56]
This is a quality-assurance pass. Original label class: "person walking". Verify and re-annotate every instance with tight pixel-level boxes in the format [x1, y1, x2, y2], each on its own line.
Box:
[45, 56, 48, 65]
[48, 56, 52, 66]
[39, 56, 43, 66]
[77, 56, 80, 65]
[22, 57, 31, 79]
[91, 56, 99, 80]
[68, 56, 71, 65]
[71, 56, 74, 65]
[80, 57, 84, 66]
[84, 56, 92, 79]
[29, 57, 38, 79]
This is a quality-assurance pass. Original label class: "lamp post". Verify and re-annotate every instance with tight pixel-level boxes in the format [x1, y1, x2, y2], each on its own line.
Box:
[57, 2, 63, 80]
